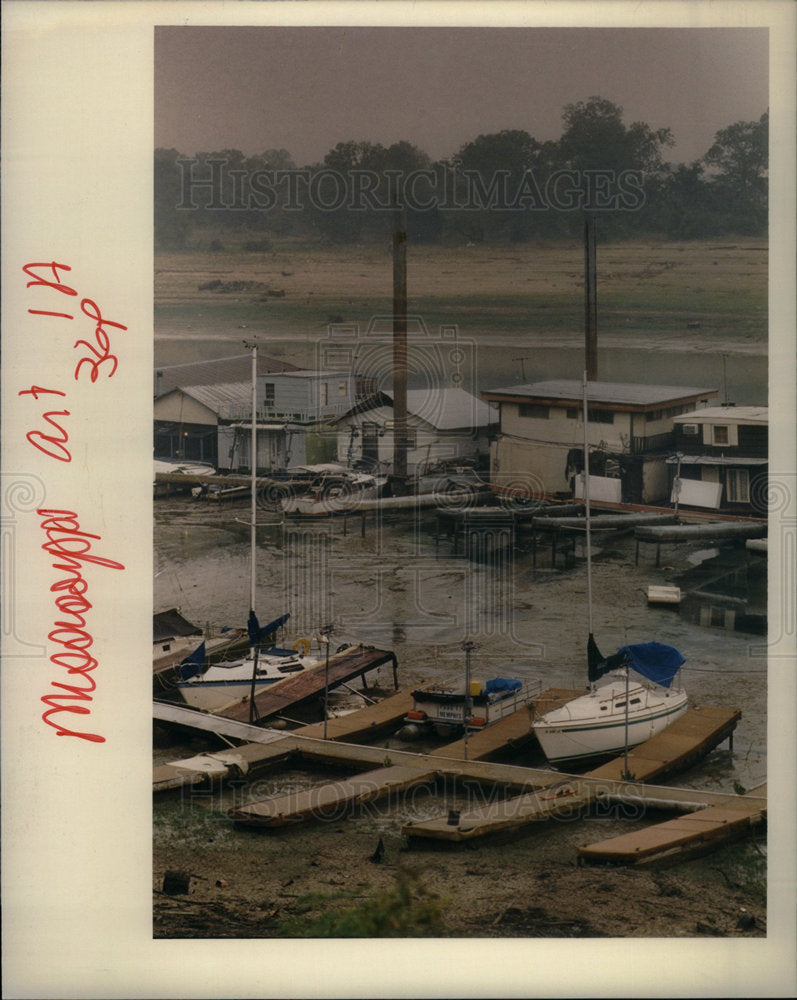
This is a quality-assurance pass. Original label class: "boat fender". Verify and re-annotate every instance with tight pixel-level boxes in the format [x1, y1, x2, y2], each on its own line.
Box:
[293, 638, 311, 656]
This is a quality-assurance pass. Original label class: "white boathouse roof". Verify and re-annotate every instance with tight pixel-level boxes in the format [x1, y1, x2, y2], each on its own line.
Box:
[482, 380, 717, 409]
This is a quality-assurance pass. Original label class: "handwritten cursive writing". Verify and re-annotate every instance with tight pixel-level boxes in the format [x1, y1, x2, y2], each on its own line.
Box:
[37, 508, 125, 743]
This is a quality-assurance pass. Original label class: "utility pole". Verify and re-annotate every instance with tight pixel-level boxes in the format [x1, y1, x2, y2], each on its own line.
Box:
[392, 201, 408, 494]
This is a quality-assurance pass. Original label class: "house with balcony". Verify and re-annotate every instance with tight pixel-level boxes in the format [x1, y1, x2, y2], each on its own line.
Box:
[667, 405, 768, 513]
[480, 380, 717, 505]
[154, 369, 357, 472]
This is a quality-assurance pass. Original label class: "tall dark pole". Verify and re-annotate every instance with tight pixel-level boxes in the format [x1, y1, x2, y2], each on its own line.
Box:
[584, 214, 598, 381]
[392, 202, 408, 493]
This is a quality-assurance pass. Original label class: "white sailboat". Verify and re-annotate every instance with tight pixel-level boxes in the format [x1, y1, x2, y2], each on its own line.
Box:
[174, 612, 328, 713]
[172, 345, 329, 714]
[531, 373, 688, 768]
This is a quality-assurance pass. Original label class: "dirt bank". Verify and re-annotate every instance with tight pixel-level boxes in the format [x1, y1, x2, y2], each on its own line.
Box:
[153, 819, 766, 938]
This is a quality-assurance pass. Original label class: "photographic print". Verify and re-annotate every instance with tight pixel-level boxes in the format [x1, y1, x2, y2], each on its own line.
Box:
[3, 2, 796, 998]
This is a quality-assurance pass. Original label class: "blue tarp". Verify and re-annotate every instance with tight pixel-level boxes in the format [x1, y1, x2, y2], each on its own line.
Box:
[485, 677, 523, 694]
[611, 642, 685, 688]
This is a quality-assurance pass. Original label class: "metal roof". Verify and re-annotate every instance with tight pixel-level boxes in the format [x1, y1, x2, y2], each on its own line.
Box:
[154, 353, 299, 394]
[673, 406, 768, 425]
[177, 381, 253, 415]
[481, 380, 717, 408]
[386, 388, 498, 430]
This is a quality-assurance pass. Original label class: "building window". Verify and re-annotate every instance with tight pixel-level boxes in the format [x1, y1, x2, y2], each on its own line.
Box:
[264, 383, 275, 406]
[712, 425, 729, 445]
[726, 468, 750, 503]
[566, 408, 579, 419]
[320, 382, 329, 406]
[338, 381, 348, 397]
[587, 409, 614, 424]
[518, 404, 549, 419]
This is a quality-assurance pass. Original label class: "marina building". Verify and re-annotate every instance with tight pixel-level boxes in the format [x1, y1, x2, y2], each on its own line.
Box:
[481, 380, 717, 505]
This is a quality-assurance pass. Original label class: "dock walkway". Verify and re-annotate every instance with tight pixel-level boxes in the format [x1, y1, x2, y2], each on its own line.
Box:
[584, 706, 741, 783]
[400, 706, 744, 844]
[577, 785, 766, 866]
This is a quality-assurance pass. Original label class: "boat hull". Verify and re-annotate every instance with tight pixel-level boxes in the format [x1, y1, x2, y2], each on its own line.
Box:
[532, 679, 688, 767]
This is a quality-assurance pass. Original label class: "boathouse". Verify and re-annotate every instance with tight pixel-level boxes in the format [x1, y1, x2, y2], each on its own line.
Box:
[154, 353, 300, 469]
[154, 367, 359, 472]
[667, 405, 768, 513]
[481, 380, 717, 504]
[334, 388, 497, 476]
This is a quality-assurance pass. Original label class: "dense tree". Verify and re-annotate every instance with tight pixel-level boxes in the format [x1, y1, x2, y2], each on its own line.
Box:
[153, 100, 768, 247]
[558, 96, 673, 175]
[154, 148, 191, 248]
[702, 112, 768, 232]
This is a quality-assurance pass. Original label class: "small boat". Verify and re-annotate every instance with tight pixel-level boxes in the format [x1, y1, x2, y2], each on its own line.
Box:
[531, 373, 689, 770]
[174, 612, 332, 712]
[280, 466, 387, 515]
[405, 676, 539, 733]
[530, 641, 688, 767]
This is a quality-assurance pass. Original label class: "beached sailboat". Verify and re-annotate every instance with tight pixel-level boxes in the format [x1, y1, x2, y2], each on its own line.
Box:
[174, 612, 334, 712]
[531, 373, 688, 768]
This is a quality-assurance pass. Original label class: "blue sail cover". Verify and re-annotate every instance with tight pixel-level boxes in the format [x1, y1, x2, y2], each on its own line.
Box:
[248, 611, 290, 646]
[618, 642, 685, 687]
[178, 641, 206, 680]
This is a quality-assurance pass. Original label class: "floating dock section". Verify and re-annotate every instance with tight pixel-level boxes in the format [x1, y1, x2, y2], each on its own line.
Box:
[635, 521, 767, 566]
[577, 784, 766, 866]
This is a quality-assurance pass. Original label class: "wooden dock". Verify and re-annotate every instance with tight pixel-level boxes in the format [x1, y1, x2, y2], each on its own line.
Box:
[577, 785, 766, 866]
[154, 684, 757, 864]
[400, 706, 746, 847]
[228, 763, 441, 827]
[216, 645, 398, 725]
[152, 687, 579, 793]
[584, 706, 742, 783]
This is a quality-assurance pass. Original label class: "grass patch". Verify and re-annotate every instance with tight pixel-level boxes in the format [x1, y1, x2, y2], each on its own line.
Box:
[276, 868, 446, 937]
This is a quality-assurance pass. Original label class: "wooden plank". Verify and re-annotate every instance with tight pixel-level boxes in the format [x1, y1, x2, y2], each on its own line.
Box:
[229, 764, 438, 827]
[577, 800, 766, 864]
[295, 688, 416, 741]
[403, 780, 596, 842]
[218, 646, 397, 724]
[585, 707, 741, 783]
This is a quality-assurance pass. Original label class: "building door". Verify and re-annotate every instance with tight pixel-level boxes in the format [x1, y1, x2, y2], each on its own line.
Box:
[361, 422, 379, 470]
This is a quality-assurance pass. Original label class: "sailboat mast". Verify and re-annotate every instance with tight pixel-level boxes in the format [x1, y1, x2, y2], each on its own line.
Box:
[582, 370, 594, 639]
[250, 342, 257, 617]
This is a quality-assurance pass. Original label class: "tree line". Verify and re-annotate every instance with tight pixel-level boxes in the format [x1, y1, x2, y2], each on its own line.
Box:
[155, 97, 768, 248]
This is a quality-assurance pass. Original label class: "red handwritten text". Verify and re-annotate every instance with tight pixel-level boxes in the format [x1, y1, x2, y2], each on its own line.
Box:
[74, 298, 125, 382]
[37, 508, 125, 743]
[18, 386, 71, 462]
[21, 261, 127, 464]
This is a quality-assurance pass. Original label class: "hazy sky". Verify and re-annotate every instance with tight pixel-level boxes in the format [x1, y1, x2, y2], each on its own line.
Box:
[155, 26, 768, 167]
